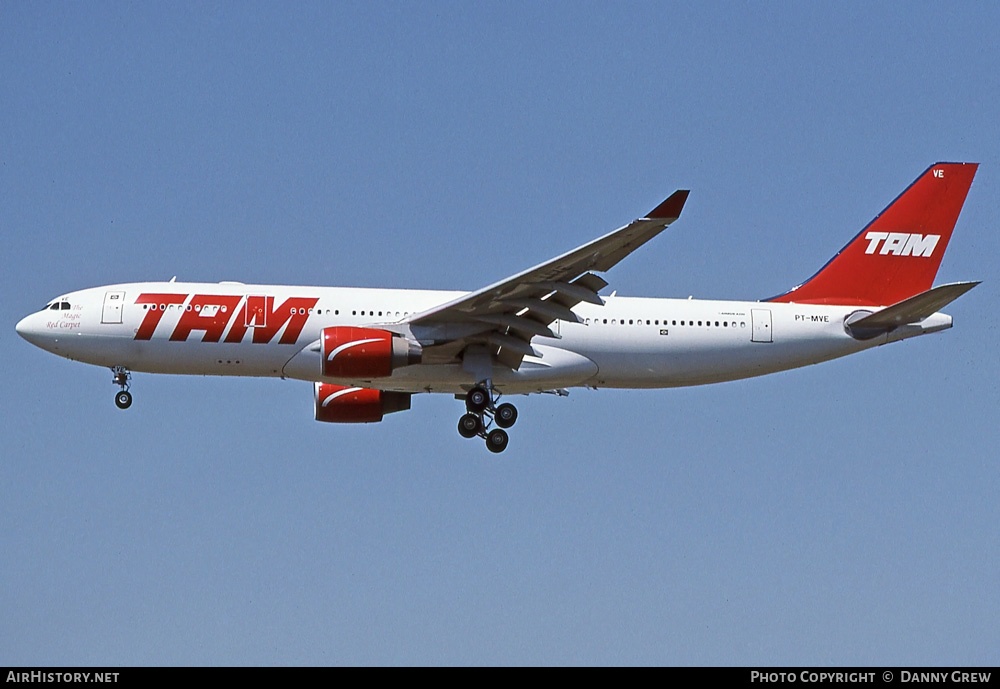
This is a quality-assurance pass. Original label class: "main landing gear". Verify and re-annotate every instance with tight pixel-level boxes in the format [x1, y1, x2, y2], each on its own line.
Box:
[111, 366, 132, 409]
[457, 382, 518, 453]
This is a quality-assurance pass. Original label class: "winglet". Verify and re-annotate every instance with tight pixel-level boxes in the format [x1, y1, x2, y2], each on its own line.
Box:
[646, 190, 690, 219]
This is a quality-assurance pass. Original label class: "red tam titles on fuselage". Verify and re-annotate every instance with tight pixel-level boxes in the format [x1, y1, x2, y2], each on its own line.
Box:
[134, 293, 318, 344]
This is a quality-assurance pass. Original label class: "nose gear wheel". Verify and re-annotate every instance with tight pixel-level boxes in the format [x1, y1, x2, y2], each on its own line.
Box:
[111, 366, 132, 409]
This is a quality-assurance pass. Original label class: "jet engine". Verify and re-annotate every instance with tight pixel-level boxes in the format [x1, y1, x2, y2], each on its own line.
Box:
[321, 326, 421, 379]
[314, 383, 411, 423]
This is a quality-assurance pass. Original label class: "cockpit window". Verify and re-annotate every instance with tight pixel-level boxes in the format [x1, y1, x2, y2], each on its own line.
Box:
[48, 303, 59, 311]
[60, 302, 71, 310]
[43, 301, 71, 311]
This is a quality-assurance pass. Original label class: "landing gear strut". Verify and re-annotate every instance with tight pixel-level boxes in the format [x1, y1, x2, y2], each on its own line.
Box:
[111, 366, 132, 409]
[457, 381, 517, 453]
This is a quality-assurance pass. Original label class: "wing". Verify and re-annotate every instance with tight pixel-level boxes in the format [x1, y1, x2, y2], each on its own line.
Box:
[406, 190, 690, 370]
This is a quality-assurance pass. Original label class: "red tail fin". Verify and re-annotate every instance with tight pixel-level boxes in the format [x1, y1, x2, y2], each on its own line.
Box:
[769, 163, 978, 306]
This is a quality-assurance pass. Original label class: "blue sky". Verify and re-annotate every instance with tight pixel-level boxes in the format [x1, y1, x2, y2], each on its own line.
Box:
[2, 2, 998, 665]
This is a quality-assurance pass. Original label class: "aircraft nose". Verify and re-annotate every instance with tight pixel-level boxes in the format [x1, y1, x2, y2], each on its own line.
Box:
[15, 314, 30, 338]
[15, 313, 44, 346]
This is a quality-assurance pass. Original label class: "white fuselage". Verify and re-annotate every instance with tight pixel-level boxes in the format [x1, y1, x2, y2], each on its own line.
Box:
[17, 281, 952, 395]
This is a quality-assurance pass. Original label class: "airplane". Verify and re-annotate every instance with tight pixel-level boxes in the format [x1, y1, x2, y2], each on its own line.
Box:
[16, 162, 979, 453]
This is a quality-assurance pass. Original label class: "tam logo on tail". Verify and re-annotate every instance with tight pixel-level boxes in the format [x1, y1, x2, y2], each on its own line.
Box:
[863, 232, 940, 257]
[769, 162, 978, 306]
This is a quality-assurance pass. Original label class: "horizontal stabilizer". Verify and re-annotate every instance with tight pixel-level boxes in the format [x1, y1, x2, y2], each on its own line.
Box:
[848, 281, 979, 330]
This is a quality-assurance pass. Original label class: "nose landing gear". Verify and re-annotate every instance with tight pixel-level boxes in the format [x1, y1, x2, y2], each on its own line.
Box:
[111, 366, 132, 409]
[457, 382, 517, 453]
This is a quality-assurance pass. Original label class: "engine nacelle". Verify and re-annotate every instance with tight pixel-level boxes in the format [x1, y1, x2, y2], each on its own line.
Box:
[321, 326, 421, 379]
[314, 383, 411, 423]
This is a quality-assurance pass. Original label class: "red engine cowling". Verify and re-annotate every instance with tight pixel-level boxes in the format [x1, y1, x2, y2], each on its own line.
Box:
[314, 383, 411, 423]
[321, 327, 421, 379]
